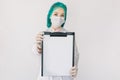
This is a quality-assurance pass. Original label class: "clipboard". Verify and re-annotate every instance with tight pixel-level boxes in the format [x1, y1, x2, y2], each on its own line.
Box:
[41, 32, 75, 76]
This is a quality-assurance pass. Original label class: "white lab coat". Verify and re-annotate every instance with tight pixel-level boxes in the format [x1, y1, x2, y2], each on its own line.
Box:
[32, 28, 79, 80]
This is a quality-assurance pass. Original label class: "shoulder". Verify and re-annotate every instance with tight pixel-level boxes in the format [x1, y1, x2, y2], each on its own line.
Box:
[62, 28, 75, 32]
[61, 28, 69, 32]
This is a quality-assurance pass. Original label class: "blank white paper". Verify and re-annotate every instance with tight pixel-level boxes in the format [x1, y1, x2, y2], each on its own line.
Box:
[42, 33, 74, 76]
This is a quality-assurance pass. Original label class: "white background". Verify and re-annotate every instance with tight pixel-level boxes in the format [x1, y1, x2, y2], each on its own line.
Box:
[0, 0, 120, 80]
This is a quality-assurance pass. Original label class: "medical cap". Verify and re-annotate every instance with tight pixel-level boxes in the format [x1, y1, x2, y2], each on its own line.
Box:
[47, 2, 67, 28]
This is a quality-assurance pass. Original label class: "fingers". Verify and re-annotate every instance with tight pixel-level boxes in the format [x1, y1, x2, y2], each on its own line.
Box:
[36, 43, 41, 49]
[70, 70, 77, 78]
[36, 39, 43, 44]
[36, 34, 44, 40]
[37, 48, 42, 53]
[36, 35, 43, 41]
[35, 32, 44, 54]
[36, 44, 42, 53]
[71, 66, 77, 70]
[70, 66, 78, 78]
[36, 32, 44, 44]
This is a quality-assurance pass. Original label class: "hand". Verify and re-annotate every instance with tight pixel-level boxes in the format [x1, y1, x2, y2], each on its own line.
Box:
[70, 66, 78, 78]
[35, 32, 44, 53]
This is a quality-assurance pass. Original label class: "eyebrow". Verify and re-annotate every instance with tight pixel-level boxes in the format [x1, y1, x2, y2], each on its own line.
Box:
[53, 12, 64, 14]
[53, 11, 59, 13]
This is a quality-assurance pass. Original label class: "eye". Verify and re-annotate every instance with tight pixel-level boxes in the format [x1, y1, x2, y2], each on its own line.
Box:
[61, 14, 64, 17]
[54, 13, 58, 16]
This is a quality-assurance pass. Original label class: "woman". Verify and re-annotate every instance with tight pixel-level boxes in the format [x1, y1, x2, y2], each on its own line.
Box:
[34, 2, 79, 80]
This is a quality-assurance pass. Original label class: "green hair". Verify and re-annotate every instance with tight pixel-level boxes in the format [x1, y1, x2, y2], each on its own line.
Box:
[47, 2, 67, 28]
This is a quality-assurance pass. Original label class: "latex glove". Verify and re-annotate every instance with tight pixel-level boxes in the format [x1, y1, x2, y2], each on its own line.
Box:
[70, 66, 78, 78]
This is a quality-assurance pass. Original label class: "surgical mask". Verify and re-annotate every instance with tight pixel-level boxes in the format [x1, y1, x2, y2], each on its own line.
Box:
[50, 16, 65, 27]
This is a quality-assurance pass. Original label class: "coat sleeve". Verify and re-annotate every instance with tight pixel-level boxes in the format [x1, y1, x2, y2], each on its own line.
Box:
[74, 42, 79, 68]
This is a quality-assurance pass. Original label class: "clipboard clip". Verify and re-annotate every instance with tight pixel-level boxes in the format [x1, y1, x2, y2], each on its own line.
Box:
[44, 32, 67, 37]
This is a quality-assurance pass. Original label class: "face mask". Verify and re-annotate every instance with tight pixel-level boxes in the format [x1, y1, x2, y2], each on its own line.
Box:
[50, 16, 65, 28]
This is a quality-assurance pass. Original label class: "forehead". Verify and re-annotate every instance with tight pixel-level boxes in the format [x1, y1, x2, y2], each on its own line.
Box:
[52, 8, 64, 14]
